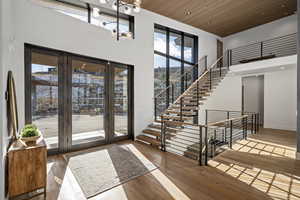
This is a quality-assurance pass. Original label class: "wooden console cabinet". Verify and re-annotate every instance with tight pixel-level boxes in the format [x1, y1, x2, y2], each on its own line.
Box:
[8, 138, 47, 199]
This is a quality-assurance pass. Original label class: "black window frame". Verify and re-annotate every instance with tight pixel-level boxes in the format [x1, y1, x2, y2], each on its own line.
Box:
[154, 24, 198, 106]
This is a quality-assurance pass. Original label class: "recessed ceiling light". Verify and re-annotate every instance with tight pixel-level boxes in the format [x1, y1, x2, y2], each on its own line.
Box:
[280, 66, 285, 70]
[185, 10, 192, 16]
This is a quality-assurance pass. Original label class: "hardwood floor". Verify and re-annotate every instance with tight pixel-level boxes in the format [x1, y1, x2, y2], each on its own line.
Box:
[32, 128, 299, 200]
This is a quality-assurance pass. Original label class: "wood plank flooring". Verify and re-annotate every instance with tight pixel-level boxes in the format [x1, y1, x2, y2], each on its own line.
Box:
[31, 128, 299, 200]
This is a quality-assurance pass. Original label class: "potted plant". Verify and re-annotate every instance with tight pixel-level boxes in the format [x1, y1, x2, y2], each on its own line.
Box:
[20, 124, 41, 144]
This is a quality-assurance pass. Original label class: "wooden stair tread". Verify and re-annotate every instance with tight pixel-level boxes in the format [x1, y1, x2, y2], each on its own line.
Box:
[166, 110, 196, 115]
[163, 115, 191, 120]
[136, 135, 160, 146]
[148, 124, 177, 133]
[142, 129, 161, 137]
[175, 102, 203, 106]
[170, 106, 200, 110]
[163, 120, 184, 126]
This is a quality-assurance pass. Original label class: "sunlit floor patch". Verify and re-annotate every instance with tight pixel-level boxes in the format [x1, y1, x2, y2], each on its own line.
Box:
[208, 132, 300, 200]
[151, 169, 191, 200]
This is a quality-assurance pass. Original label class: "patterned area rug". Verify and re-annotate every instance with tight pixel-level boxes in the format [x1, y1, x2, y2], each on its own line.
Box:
[63, 144, 157, 198]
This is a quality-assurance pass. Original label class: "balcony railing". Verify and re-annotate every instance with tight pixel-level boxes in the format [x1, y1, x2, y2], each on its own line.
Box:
[228, 33, 297, 66]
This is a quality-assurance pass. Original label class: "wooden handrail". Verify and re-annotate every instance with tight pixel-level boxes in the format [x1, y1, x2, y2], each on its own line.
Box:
[206, 115, 248, 127]
[161, 114, 248, 128]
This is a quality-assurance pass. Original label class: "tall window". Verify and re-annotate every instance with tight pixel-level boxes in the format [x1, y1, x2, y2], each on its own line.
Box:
[154, 24, 198, 105]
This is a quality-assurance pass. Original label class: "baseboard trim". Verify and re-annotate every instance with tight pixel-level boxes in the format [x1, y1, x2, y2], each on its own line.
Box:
[296, 152, 300, 160]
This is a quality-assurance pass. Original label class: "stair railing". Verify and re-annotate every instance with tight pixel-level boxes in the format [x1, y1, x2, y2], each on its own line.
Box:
[160, 114, 249, 166]
[162, 51, 230, 122]
[154, 55, 208, 121]
[205, 109, 260, 134]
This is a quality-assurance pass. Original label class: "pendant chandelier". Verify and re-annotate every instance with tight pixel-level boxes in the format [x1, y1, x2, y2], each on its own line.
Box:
[94, 0, 141, 40]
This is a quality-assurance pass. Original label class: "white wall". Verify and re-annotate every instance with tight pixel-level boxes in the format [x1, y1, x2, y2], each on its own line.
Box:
[200, 63, 297, 131]
[199, 75, 242, 124]
[9, 0, 219, 140]
[264, 67, 297, 131]
[0, 1, 4, 197]
[223, 14, 297, 50]
[0, 0, 14, 199]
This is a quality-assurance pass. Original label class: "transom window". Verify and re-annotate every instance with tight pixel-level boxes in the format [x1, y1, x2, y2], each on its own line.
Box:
[31, 0, 134, 38]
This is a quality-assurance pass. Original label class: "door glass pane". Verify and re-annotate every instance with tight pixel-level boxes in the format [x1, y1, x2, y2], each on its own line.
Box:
[169, 32, 182, 59]
[72, 59, 106, 145]
[31, 52, 59, 149]
[114, 67, 128, 137]
[184, 36, 194, 63]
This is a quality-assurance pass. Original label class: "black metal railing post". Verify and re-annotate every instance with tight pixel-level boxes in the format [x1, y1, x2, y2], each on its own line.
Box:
[196, 81, 199, 106]
[154, 97, 157, 121]
[261, 42, 263, 57]
[212, 129, 217, 157]
[209, 69, 212, 91]
[219, 58, 222, 77]
[180, 98, 183, 122]
[171, 83, 174, 103]
[205, 109, 208, 125]
[243, 117, 247, 139]
[256, 113, 259, 132]
[257, 113, 260, 131]
[254, 114, 257, 133]
[227, 49, 230, 68]
[199, 126, 203, 166]
[251, 114, 254, 134]
[205, 55, 208, 71]
[230, 120, 233, 149]
[194, 80, 199, 125]
[205, 126, 208, 165]
[245, 116, 248, 139]
[185, 73, 188, 90]
[160, 116, 164, 151]
[225, 111, 229, 143]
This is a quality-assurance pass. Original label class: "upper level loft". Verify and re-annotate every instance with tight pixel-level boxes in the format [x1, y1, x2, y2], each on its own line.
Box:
[228, 33, 297, 66]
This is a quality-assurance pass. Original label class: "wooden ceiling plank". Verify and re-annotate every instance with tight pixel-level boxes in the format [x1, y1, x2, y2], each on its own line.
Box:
[141, 0, 297, 36]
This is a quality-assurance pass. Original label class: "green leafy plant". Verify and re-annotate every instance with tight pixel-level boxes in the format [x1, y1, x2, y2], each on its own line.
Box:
[21, 124, 40, 138]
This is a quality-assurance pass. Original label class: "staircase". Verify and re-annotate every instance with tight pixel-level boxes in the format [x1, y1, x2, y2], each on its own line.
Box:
[136, 55, 229, 148]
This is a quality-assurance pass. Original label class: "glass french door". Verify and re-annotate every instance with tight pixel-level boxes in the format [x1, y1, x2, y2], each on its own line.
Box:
[70, 56, 107, 149]
[25, 45, 133, 154]
[28, 50, 60, 150]
[110, 64, 131, 141]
